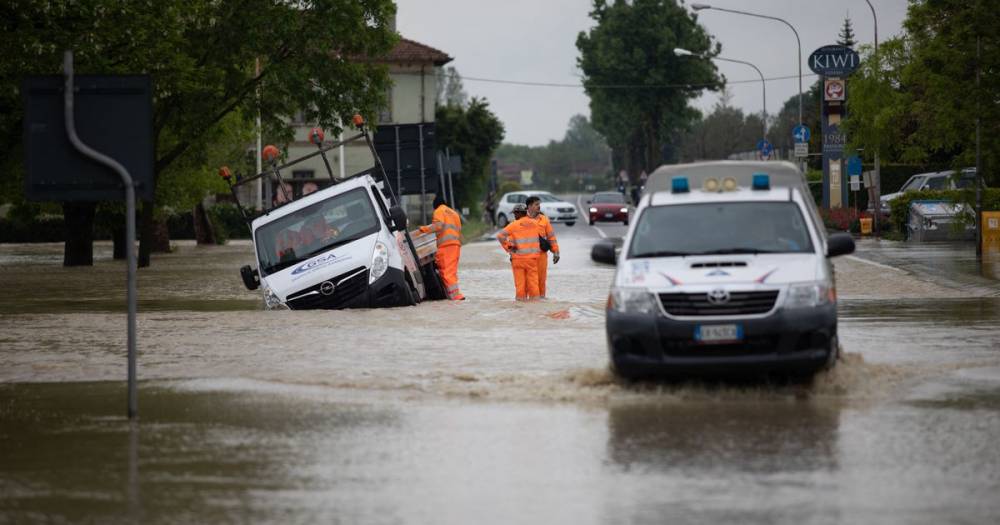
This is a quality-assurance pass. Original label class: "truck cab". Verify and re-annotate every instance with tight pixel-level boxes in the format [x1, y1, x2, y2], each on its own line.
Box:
[593, 161, 856, 379]
[228, 119, 445, 310]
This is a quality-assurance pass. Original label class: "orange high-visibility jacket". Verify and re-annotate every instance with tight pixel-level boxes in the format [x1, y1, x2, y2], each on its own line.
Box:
[497, 216, 541, 259]
[535, 213, 559, 254]
[420, 204, 462, 248]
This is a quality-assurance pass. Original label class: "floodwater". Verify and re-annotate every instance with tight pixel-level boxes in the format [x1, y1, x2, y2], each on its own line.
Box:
[2, 225, 1000, 524]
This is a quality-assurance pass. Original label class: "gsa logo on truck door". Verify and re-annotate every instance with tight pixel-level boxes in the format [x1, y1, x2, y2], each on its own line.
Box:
[291, 252, 352, 277]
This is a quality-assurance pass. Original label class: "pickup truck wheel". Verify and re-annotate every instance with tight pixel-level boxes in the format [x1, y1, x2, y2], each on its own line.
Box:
[402, 273, 418, 306]
[497, 213, 508, 227]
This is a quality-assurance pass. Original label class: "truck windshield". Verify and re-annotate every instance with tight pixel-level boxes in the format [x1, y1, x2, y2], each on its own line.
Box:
[628, 202, 814, 258]
[255, 187, 380, 275]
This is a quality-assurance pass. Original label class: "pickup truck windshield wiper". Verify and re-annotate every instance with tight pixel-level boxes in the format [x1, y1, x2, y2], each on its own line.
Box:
[630, 250, 693, 258]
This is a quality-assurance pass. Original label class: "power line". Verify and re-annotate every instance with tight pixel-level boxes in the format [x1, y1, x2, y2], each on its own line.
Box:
[420, 70, 818, 89]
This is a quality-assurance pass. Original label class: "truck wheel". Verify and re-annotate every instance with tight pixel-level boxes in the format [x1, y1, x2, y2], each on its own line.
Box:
[497, 213, 508, 227]
[402, 273, 418, 306]
[421, 262, 447, 300]
[566, 222, 575, 227]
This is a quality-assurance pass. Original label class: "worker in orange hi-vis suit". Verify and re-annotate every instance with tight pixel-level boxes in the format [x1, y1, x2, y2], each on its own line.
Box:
[496, 203, 541, 301]
[525, 195, 560, 298]
[418, 195, 465, 300]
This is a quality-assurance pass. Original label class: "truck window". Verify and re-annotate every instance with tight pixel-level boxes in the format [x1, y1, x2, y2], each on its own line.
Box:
[628, 202, 814, 258]
[254, 187, 380, 275]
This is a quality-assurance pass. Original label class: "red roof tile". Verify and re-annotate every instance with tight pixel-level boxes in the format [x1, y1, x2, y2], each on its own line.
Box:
[379, 37, 452, 66]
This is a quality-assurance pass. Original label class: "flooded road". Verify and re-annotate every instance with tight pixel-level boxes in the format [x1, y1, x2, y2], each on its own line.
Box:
[2, 223, 1000, 523]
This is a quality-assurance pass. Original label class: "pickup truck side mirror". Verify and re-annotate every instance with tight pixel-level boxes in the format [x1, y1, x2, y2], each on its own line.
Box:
[389, 205, 408, 232]
[826, 233, 856, 257]
[591, 240, 617, 265]
[240, 265, 260, 290]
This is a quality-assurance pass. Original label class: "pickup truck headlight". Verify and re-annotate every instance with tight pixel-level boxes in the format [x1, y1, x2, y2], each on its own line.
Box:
[620, 207, 629, 213]
[609, 286, 659, 314]
[589, 207, 598, 213]
[262, 284, 288, 310]
[369, 241, 389, 283]
[785, 282, 834, 308]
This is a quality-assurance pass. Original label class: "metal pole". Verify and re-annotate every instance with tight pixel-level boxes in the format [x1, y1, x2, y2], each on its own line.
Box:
[446, 147, 456, 209]
[976, 35, 983, 257]
[63, 51, 139, 419]
[865, 0, 882, 236]
[418, 124, 426, 224]
[255, 58, 262, 211]
[338, 129, 346, 179]
[712, 56, 766, 140]
[394, 126, 402, 199]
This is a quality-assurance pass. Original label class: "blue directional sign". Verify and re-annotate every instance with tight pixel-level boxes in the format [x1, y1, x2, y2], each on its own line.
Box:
[792, 124, 811, 144]
[846, 155, 863, 176]
[756, 139, 774, 158]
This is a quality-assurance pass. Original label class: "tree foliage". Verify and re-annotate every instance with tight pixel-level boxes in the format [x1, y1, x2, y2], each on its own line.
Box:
[436, 66, 468, 109]
[576, 0, 722, 177]
[434, 98, 505, 215]
[0, 0, 398, 259]
[495, 115, 612, 192]
[680, 90, 767, 161]
[844, 0, 1000, 183]
[838, 16, 857, 48]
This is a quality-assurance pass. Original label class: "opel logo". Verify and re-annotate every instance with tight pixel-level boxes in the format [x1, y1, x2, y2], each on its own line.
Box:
[319, 281, 336, 296]
[706, 289, 730, 305]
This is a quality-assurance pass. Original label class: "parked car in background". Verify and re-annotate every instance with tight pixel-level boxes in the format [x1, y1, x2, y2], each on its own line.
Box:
[587, 192, 629, 225]
[495, 191, 578, 227]
[875, 168, 979, 214]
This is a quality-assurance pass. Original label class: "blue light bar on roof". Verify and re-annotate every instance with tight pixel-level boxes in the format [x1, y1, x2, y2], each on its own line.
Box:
[752, 173, 770, 190]
[672, 176, 690, 193]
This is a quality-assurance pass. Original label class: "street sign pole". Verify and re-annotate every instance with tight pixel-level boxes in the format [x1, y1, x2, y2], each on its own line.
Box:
[63, 51, 139, 419]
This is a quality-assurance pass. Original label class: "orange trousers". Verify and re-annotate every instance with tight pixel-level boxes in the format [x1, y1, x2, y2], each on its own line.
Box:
[511, 256, 540, 300]
[435, 244, 464, 300]
[536, 252, 549, 297]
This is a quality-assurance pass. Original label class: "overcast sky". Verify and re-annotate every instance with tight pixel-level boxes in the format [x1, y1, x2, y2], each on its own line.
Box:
[396, 0, 910, 147]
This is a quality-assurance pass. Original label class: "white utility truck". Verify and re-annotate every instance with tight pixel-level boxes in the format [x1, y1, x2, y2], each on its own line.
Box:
[224, 117, 445, 310]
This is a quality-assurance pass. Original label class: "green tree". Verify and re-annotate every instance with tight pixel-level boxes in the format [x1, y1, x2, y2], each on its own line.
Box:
[0, 0, 397, 265]
[838, 16, 857, 48]
[576, 0, 722, 179]
[766, 80, 823, 166]
[435, 98, 505, 216]
[680, 90, 767, 161]
[845, 0, 999, 183]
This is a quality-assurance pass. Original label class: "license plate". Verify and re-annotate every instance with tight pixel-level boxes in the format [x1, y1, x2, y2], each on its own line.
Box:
[695, 324, 743, 343]
[605, 213, 614, 218]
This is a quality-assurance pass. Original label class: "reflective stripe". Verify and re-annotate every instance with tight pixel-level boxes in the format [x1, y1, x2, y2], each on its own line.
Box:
[446, 283, 460, 291]
[515, 248, 541, 255]
[440, 223, 461, 232]
[439, 234, 461, 243]
[513, 237, 537, 245]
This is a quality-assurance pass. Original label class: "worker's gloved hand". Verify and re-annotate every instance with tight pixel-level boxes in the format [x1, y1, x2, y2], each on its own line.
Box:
[553, 253, 560, 264]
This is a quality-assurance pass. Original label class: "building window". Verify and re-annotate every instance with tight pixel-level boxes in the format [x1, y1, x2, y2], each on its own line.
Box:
[378, 86, 393, 124]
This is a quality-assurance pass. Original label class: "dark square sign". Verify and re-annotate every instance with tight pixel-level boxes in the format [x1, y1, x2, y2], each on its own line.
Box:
[22, 75, 154, 202]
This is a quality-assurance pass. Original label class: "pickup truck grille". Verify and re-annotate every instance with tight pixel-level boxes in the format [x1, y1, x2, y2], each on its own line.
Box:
[286, 266, 369, 310]
[658, 290, 778, 316]
[556, 207, 574, 213]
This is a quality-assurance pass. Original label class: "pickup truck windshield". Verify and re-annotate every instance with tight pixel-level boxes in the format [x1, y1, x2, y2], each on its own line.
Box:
[255, 187, 380, 275]
[628, 202, 814, 258]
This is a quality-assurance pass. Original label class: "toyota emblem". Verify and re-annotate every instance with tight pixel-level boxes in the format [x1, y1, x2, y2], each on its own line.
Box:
[319, 281, 336, 296]
[706, 288, 730, 305]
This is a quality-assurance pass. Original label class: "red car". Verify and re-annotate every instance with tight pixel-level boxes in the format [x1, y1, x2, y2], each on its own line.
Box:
[587, 192, 630, 225]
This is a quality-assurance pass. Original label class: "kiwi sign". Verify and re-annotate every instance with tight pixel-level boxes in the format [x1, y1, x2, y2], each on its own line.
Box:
[808, 45, 861, 77]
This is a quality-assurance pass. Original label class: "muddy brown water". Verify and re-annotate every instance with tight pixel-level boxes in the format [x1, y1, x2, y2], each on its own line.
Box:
[2, 232, 1000, 524]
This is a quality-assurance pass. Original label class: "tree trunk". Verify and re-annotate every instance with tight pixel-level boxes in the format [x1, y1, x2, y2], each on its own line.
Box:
[62, 202, 96, 267]
[193, 202, 217, 245]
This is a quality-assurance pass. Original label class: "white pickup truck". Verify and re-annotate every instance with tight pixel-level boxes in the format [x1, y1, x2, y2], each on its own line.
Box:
[225, 120, 445, 310]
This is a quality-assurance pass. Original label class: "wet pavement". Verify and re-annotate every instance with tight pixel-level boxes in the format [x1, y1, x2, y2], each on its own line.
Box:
[2, 218, 1000, 523]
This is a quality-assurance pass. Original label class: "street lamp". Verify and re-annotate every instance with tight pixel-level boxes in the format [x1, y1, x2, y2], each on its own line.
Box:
[863, 0, 882, 236]
[674, 47, 767, 140]
[691, 3, 802, 132]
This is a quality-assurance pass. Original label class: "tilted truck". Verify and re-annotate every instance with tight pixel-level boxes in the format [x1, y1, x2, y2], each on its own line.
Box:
[222, 115, 446, 310]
